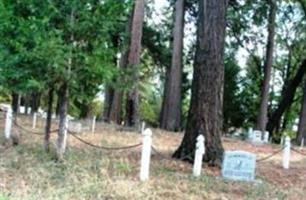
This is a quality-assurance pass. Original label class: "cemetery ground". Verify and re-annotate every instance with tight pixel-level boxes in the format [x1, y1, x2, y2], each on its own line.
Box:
[0, 116, 306, 200]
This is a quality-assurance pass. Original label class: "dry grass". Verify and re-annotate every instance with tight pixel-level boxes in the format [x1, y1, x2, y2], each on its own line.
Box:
[0, 116, 306, 200]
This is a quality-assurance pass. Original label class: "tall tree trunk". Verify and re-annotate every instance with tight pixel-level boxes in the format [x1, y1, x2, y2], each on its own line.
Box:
[11, 92, 19, 114]
[55, 91, 61, 117]
[173, 0, 227, 165]
[125, 0, 145, 127]
[103, 87, 114, 122]
[56, 83, 68, 161]
[109, 14, 134, 125]
[256, 0, 277, 132]
[297, 79, 306, 144]
[31, 92, 41, 114]
[44, 88, 54, 152]
[267, 59, 306, 134]
[109, 90, 123, 124]
[160, 0, 185, 131]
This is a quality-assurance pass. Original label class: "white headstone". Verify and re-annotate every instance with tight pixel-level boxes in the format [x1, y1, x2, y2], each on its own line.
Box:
[247, 128, 254, 141]
[252, 130, 263, 143]
[222, 151, 256, 182]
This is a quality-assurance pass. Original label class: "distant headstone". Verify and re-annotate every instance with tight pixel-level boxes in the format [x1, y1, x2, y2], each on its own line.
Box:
[252, 130, 263, 143]
[247, 128, 254, 141]
[69, 122, 82, 133]
[222, 151, 256, 182]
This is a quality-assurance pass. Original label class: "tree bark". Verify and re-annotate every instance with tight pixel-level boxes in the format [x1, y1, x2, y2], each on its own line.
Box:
[108, 10, 134, 125]
[173, 0, 227, 165]
[56, 83, 68, 161]
[102, 86, 114, 122]
[44, 88, 54, 152]
[256, 0, 277, 132]
[297, 79, 306, 144]
[11, 92, 19, 114]
[267, 59, 306, 134]
[31, 92, 41, 114]
[125, 0, 145, 127]
[160, 0, 185, 131]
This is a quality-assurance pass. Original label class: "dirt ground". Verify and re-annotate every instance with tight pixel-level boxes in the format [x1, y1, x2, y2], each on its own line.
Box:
[1, 115, 306, 200]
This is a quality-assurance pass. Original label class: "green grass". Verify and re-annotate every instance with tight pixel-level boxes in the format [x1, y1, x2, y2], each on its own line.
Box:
[1, 124, 305, 200]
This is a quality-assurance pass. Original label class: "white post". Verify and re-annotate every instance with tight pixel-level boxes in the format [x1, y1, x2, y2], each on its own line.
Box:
[248, 127, 253, 141]
[280, 136, 284, 146]
[300, 138, 304, 150]
[141, 121, 145, 134]
[282, 136, 291, 169]
[140, 128, 152, 181]
[193, 135, 205, 177]
[4, 108, 13, 139]
[91, 116, 96, 134]
[63, 117, 69, 150]
[264, 131, 269, 143]
[32, 112, 37, 129]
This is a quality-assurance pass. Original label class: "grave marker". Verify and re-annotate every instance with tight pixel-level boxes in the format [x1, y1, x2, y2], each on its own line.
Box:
[252, 130, 263, 143]
[222, 151, 256, 182]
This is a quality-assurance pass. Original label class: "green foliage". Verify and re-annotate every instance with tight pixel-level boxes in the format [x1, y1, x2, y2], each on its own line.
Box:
[282, 129, 297, 138]
[223, 55, 245, 130]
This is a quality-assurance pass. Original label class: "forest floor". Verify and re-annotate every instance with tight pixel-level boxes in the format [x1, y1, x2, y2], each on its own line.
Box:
[0, 115, 306, 200]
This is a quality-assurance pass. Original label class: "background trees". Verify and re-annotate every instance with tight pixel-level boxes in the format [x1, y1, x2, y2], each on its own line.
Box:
[1, 0, 306, 161]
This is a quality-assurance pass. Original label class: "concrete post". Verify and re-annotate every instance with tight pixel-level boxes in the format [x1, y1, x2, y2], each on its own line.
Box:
[140, 128, 152, 181]
[193, 135, 205, 177]
[282, 136, 291, 169]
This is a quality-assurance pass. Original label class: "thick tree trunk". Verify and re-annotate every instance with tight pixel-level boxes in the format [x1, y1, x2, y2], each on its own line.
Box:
[125, 0, 145, 127]
[256, 0, 277, 132]
[297, 80, 306, 144]
[102, 86, 114, 122]
[44, 88, 54, 152]
[109, 90, 123, 124]
[108, 14, 133, 125]
[55, 91, 61, 117]
[160, 0, 185, 131]
[56, 83, 68, 161]
[173, 0, 227, 165]
[11, 92, 19, 114]
[31, 92, 41, 114]
[267, 59, 306, 134]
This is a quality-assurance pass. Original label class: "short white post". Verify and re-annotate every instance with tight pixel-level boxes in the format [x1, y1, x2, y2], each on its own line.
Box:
[300, 138, 304, 150]
[282, 136, 291, 169]
[32, 112, 37, 129]
[280, 136, 284, 146]
[247, 127, 253, 141]
[4, 108, 13, 139]
[140, 128, 152, 181]
[91, 116, 96, 133]
[141, 121, 145, 134]
[193, 135, 205, 177]
[63, 117, 69, 150]
[264, 131, 269, 143]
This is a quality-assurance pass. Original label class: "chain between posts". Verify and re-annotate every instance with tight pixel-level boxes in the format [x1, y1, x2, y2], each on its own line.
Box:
[151, 145, 195, 161]
[14, 121, 58, 136]
[290, 147, 306, 156]
[256, 146, 287, 163]
[68, 129, 142, 150]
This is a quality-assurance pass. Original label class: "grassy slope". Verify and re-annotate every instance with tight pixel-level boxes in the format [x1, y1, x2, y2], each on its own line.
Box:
[0, 117, 305, 200]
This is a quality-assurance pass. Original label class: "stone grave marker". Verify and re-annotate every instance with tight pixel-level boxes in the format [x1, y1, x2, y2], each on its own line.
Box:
[252, 130, 263, 143]
[222, 151, 256, 182]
